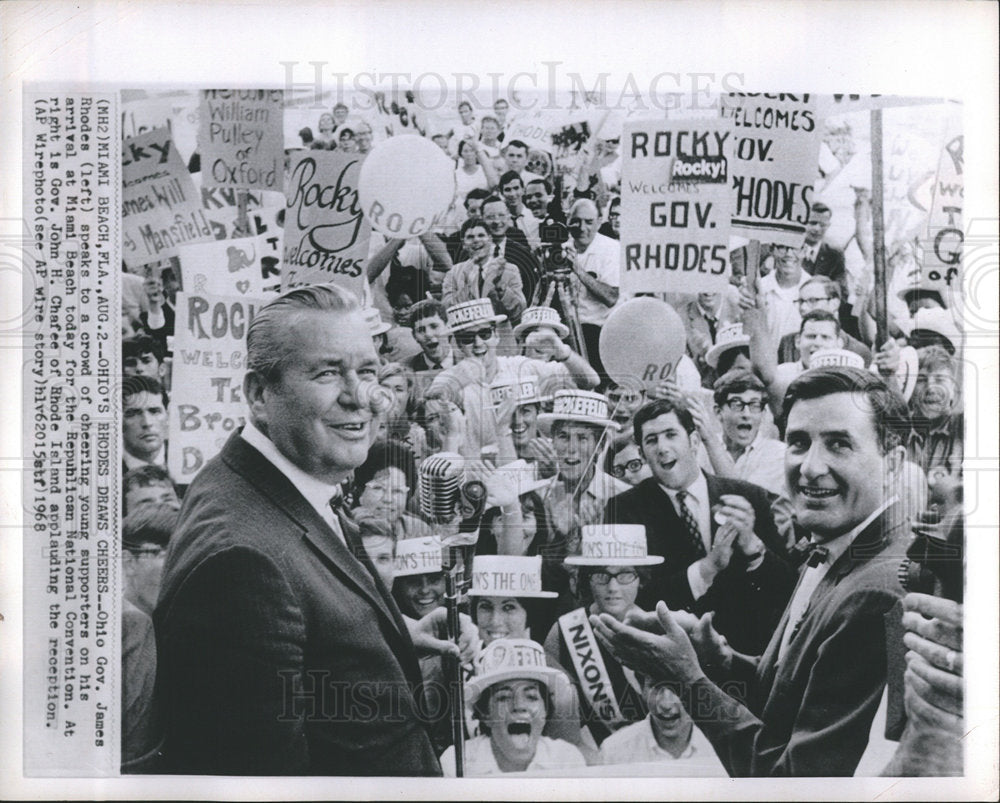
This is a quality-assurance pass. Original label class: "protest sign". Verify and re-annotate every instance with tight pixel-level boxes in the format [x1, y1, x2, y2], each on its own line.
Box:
[122, 127, 213, 268]
[197, 180, 285, 240]
[922, 132, 963, 296]
[168, 292, 265, 482]
[198, 89, 284, 191]
[177, 231, 282, 297]
[282, 149, 370, 297]
[619, 118, 732, 294]
[722, 93, 822, 246]
[503, 109, 557, 154]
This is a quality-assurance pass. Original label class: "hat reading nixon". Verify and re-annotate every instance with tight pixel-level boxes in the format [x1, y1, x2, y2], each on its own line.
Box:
[565, 524, 663, 566]
[393, 536, 443, 577]
[809, 348, 866, 370]
[705, 322, 750, 369]
[445, 298, 507, 333]
[537, 389, 621, 432]
[513, 305, 570, 340]
[465, 638, 560, 707]
[469, 555, 558, 599]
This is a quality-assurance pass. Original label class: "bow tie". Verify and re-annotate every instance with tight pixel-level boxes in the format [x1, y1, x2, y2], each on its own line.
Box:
[805, 544, 830, 568]
[329, 488, 345, 514]
[791, 540, 830, 568]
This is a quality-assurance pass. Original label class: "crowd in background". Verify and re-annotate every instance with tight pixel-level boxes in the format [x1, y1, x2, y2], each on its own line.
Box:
[118, 94, 966, 777]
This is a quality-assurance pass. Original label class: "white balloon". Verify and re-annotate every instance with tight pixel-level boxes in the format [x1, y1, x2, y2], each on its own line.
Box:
[358, 135, 456, 238]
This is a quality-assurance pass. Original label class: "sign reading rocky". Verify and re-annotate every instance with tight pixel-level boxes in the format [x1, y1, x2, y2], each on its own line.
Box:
[619, 118, 732, 294]
[121, 127, 213, 268]
[281, 150, 370, 297]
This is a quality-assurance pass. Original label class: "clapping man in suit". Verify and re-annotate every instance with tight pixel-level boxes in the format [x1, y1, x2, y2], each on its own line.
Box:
[155, 284, 465, 775]
[604, 398, 794, 655]
[593, 368, 912, 776]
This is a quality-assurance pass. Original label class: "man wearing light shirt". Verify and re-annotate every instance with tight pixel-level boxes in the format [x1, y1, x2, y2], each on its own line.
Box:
[593, 367, 911, 777]
[604, 399, 794, 656]
[499, 170, 541, 252]
[758, 244, 810, 342]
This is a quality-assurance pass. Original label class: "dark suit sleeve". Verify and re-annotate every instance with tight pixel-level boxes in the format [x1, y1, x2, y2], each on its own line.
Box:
[156, 546, 309, 774]
[693, 588, 897, 777]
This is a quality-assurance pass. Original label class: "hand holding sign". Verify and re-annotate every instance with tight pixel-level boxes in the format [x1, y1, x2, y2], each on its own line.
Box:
[599, 297, 687, 394]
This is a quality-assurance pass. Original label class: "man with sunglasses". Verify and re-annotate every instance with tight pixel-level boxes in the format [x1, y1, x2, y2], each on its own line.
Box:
[428, 299, 598, 456]
[604, 398, 794, 655]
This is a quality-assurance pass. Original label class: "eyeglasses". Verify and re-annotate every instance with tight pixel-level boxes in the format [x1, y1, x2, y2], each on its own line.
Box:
[795, 296, 833, 307]
[611, 459, 644, 478]
[590, 570, 639, 586]
[455, 325, 496, 346]
[724, 399, 766, 413]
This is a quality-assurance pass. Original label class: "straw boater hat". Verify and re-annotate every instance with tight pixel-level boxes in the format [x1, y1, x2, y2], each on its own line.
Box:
[468, 555, 558, 599]
[513, 305, 570, 340]
[465, 638, 560, 707]
[705, 322, 750, 369]
[809, 348, 866, 370]
[362, 306, 392, 337]
[537, 389, 621, 433]
[488, 376, 550, 409]
[564, 524, 664, 566]
[909, 306, 961, 355]
[445, 298, 507, 333]
[392, 536, 443, 577]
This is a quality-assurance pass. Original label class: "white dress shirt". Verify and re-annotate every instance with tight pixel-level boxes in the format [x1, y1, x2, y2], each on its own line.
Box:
[662, 473, 714, 600]
[241, 420, 346, 544]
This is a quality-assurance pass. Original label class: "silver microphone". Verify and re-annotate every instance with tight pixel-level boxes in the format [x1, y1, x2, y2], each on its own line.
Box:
[418, 452, 465, 524]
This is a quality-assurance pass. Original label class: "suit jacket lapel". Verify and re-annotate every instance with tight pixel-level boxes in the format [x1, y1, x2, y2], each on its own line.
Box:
[757, 502, 905, 690]
[221, 434, 404, 638]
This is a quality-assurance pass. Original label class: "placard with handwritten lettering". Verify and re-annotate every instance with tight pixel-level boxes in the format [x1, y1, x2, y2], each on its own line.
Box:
[282, 150, 370, 298]
[198, 90, 284, 191]
[121, 127, 213, 268]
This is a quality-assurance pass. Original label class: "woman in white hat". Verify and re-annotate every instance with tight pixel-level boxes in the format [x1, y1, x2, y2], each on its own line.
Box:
[468, 555, 599, 761]
[439, 639, 587, 776]
[543, 524, 662, 747]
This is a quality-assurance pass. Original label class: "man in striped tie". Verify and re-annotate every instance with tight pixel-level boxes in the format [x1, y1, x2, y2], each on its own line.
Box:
[603, 398, 795, 655]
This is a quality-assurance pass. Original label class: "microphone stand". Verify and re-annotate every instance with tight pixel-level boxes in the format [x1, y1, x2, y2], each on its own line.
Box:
[439, 479, 487, 777]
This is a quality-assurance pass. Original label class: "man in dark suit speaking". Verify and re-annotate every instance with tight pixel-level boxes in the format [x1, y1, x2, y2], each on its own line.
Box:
[593, 368, 911, 776]
[154, 285, 446, 775]
[604, 399, 794, 655]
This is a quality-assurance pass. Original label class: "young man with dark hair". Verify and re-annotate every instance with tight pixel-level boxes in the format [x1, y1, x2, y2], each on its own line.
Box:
[123, 334, 167, 382]
[594, 367, 913, 777]
[499, 170, 541, 250]
[124, 464, 180, 515]
[122, 375, 169, 472]
[502, 139, 543, 185]
[605, 398, 794, 655]
[406, 298, 454, 373]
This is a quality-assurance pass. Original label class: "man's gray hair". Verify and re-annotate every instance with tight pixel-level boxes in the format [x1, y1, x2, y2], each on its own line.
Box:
[246, 283, 360, 384]
[569, 198, 598, 219]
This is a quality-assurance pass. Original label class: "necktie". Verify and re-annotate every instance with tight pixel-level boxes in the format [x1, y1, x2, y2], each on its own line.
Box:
[705, 315, 717, 343]
[675, 490, 706, 558]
